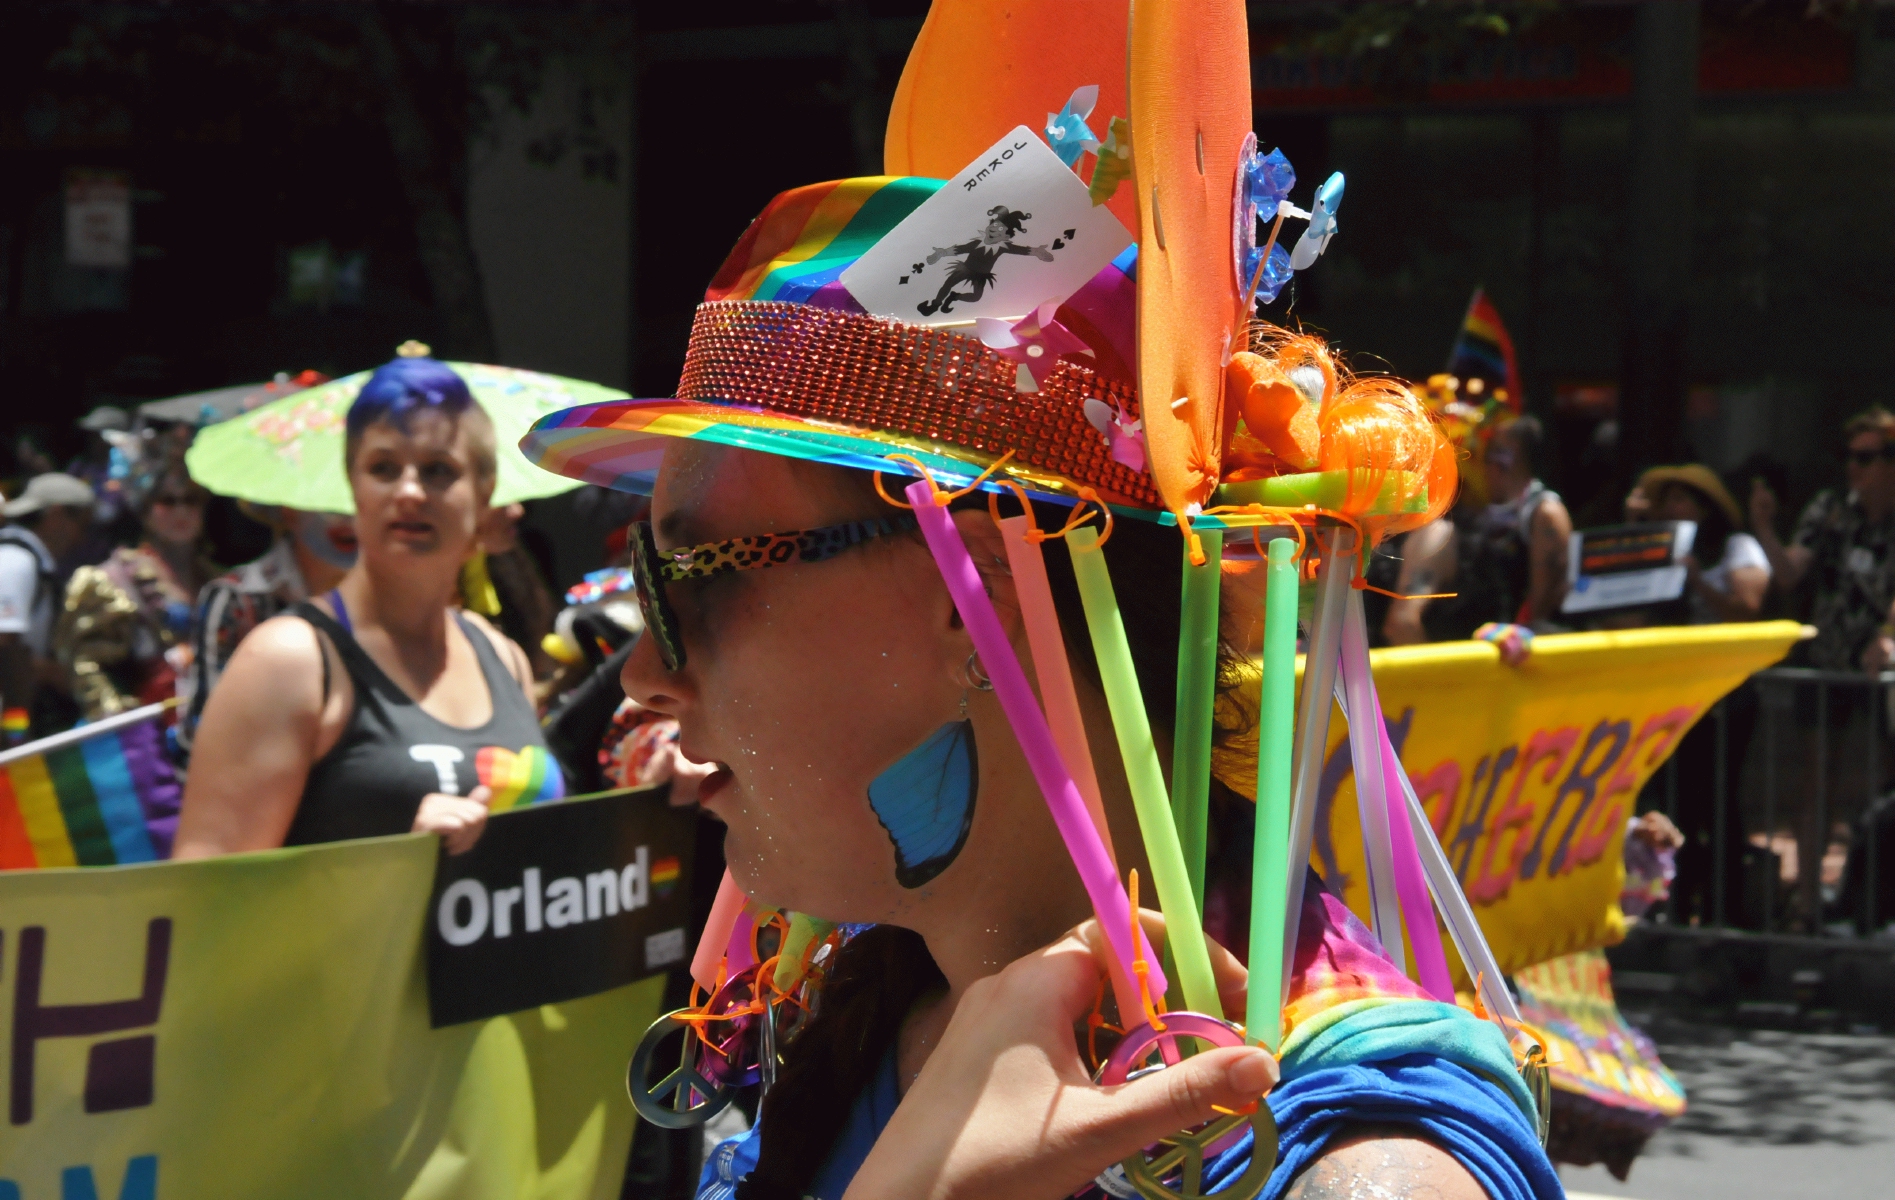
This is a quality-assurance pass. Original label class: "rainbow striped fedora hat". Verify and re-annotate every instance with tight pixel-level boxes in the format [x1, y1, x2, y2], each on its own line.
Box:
[519, 173, 1158, 511]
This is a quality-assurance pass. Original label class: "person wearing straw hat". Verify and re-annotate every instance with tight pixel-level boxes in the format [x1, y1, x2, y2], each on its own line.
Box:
[174, 350, 562, 859]
[517, 4, 1558, 1194]
[1624, 463, 1769, 627]
[1620, 465, 1771, 933]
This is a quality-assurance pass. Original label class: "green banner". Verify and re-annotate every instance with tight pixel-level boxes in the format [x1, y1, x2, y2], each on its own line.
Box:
[0, 831, 663, 1200]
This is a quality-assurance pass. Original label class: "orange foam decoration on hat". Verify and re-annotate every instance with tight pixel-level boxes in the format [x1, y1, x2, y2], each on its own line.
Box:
[884, 0, 1137, 231]
[1225, 351, 1319, 470]
[1129, 0, 1252, 531]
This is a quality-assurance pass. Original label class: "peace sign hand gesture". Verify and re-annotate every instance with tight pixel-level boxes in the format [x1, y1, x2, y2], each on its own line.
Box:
[842, 917, 1275, 1200]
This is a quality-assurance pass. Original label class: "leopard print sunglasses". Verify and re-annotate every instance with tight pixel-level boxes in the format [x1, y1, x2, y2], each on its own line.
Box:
[629, 512, 922, 671]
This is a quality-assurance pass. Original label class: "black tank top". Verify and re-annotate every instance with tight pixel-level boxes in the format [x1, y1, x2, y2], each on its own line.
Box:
[283, 600, 564, 846]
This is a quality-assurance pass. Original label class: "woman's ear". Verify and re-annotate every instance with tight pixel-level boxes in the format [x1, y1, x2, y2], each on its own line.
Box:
[947, 508, 1023, 642]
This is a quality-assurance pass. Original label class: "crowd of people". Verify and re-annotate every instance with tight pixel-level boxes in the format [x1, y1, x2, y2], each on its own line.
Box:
[1362, 398, 1895, 931]
[0, 357, 699, 872]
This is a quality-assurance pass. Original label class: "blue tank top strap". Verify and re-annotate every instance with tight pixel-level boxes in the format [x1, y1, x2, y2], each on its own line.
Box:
[327, 589, 352, 634]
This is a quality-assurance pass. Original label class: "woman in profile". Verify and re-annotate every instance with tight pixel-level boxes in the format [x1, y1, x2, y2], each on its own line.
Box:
[175, 350, 562, 858]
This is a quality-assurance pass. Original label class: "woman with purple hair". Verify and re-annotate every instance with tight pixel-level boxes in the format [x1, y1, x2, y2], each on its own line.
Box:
[175, 347, 562, 858]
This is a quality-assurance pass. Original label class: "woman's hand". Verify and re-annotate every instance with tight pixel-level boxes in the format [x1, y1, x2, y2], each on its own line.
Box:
[844, 920, 1277, 1200]
[413, 785, 492, 855]
[1623, 485, 1652, 523]
[658, 744, 722, 807]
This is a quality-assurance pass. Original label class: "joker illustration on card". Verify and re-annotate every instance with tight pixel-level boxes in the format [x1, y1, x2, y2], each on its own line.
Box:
[914, 206, 1057, 316]
[841, 125, 1132, 327]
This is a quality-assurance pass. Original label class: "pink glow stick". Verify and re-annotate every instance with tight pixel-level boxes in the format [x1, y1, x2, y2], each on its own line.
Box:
[998, 516, 1115, 868]
[907, 481, 1164, 998]
[999, 514, 1133, 1011]
[692, 870, 747, 990]
[727, 908, 759, 977]
[1376, 705, 1454, 1001]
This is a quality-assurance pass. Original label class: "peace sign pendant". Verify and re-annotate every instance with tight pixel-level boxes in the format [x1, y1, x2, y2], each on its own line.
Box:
[626, 1008, 737, 1129]
[1097, 1013, 1278, 1200]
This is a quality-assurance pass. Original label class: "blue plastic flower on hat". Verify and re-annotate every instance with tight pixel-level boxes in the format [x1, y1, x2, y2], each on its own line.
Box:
[1246, 148, 1296, 213]
[1243, 242, 1295, 305]
[1045, 84, 1102, 169]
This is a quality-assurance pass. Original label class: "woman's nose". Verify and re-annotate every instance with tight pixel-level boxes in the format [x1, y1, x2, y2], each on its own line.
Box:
[620, 632, 690, 717]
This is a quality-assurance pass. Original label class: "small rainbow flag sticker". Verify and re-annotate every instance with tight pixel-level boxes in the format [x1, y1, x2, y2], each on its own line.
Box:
[651, 855, 681, 898]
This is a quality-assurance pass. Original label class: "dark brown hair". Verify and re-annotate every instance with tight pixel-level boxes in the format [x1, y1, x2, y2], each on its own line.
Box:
[735, 479, 1250, 1199]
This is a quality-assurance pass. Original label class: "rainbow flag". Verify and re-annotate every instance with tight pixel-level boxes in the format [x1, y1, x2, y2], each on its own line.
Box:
[1446, 287, 1523, 412]
[0, 705, 181, 869]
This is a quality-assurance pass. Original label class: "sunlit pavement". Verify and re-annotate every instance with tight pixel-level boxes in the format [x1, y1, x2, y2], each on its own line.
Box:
[1557, 1014, 1895, 1199]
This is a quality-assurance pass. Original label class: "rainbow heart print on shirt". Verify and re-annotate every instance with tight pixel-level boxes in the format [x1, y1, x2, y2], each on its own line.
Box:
[475, 745, 565, 812]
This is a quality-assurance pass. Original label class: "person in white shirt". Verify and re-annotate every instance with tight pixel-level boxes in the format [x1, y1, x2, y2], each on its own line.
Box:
[0, 473, 96, 743]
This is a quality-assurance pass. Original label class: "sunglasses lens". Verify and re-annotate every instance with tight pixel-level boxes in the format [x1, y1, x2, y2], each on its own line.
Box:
[630, 523, 685, 672]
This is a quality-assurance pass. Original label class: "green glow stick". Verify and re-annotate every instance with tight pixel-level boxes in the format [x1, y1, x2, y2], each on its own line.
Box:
[1213, 469, 1429, 513]
[1067, 524, 1220, 1018]
[772, 912, 837, 994]
[1247, 537, 1298, 1051]
[1172, 528, 1223, 913]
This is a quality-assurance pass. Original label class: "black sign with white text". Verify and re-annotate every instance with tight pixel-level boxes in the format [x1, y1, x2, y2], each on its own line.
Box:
[426, 785, 696, 1028]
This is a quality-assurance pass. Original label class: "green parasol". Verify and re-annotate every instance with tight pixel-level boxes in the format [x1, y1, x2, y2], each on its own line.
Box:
[185, 360, 623, 513]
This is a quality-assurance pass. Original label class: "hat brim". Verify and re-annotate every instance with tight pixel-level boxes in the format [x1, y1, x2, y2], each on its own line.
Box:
[521, 396, 1143, 512]
[1636, 466, 1742, 529]
[521, 396, 1430, 534]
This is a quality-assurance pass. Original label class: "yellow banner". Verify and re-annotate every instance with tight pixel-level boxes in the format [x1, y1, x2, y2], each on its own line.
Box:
[0, 833, 663, 1200]
[1215, 621, 1804, 977]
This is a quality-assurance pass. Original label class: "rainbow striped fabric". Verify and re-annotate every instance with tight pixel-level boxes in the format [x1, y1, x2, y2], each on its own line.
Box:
[523, 175, 949, 497]
[705, 176, 943, 305]
[475, 744, 565, 812]
[520, 174, 1145, 507]
[0, 719, 179, 868]
[1279, 880, 1536, 1122]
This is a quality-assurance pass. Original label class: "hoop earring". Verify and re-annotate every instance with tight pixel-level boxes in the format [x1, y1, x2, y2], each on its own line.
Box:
[965, 652, 995, 692]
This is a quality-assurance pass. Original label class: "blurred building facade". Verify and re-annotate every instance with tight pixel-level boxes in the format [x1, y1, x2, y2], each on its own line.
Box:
[0, 1, 1889, 523]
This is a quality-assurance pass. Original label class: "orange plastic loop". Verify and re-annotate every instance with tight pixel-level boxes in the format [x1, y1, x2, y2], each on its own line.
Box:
[1126, 869, 1166, 1034]
[881, 450, 1016, 510]
[1353, 578, 1458, 602]
[943, 450, 1016, 503]
[872, 471, 915, 510]
[1075, 487, 1114, 548]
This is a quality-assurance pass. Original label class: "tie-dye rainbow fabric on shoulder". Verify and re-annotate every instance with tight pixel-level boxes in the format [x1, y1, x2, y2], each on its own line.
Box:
[1192, 876, 1561, 1200]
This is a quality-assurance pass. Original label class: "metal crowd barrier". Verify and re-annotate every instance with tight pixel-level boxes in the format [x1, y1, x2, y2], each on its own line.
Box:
[1663, 666, 1893, 936]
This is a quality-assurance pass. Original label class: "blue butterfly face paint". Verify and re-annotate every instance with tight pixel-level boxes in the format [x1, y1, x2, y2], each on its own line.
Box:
[867, 720, 979, 889]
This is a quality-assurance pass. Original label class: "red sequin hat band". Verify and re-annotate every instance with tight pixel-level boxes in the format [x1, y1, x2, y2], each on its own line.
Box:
[675, 300, 1160, 510]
